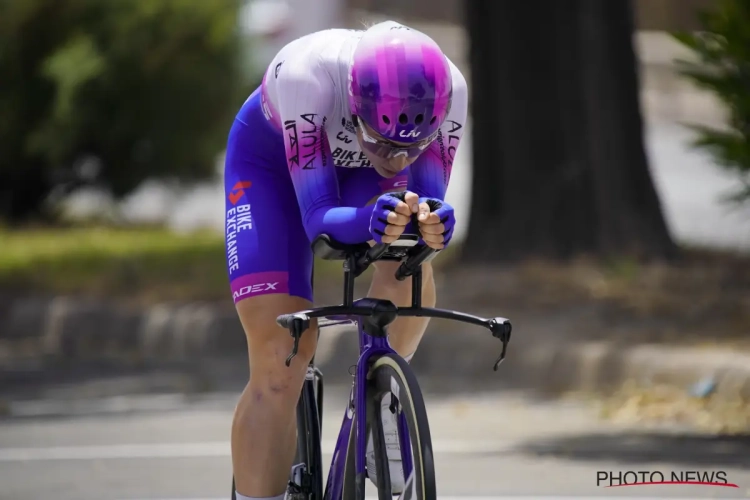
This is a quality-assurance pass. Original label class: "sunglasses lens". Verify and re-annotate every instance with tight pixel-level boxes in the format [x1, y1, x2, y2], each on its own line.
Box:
[357, 120, 436, 159]
[360, 140, 391, 158]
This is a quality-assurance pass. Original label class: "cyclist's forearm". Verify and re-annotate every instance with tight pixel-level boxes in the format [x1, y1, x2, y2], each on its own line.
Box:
[303, 205, 373, 244]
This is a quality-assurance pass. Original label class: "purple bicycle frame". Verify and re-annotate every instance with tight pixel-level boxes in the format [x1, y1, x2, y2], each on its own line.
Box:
[323, 317, 414, 500]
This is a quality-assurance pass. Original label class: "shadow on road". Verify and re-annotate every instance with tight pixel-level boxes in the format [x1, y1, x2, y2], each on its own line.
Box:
[513, 431, 750, 468]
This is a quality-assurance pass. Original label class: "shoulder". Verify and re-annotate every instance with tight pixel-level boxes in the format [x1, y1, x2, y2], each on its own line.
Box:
[276, 49, 328, 88]
[447, 57, 467, 104]
[439, 57, 467, 127]
[275, 29, 353, 85]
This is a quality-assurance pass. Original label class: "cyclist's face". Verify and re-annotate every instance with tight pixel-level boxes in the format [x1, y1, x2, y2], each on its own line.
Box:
[355, 120, 422, 178]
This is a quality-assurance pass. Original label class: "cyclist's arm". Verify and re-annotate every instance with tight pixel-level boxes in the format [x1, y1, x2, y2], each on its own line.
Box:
[407, 63, 468, 200]
[276, 58, 374, 244]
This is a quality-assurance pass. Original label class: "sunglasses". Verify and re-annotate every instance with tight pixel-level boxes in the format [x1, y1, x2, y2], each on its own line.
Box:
[357, 119, 438, 159]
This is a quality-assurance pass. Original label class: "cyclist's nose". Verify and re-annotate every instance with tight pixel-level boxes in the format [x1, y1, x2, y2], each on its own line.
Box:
[386, 155, 412, 172]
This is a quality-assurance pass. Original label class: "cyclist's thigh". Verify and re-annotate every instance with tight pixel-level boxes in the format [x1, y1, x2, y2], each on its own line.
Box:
[224, 98, 315, 356]
[336, 165, 411, 207]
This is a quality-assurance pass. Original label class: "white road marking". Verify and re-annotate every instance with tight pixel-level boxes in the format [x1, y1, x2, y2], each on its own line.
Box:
[0, 439, 515, 462]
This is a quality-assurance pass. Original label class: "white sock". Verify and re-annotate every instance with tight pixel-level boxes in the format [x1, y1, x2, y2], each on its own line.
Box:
[235, 493, 285, 500]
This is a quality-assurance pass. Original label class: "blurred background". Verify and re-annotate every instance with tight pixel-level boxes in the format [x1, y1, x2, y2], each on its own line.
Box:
[1, 0, 749, 499]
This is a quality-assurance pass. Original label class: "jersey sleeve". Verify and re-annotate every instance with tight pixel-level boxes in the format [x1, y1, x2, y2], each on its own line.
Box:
[276, 56, 374, 244]
[407, 62, 468, 200]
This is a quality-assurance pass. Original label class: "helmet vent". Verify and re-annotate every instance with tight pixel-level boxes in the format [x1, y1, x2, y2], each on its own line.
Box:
[398, 113, 408, 125]
[382, 115, 390, 125]
[430, 116, 437, 125]
[415, 114, 424, 125]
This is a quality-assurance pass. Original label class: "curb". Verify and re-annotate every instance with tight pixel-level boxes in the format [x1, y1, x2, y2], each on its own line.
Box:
[2, 297, 749, 399]
[517, 341, 750, 400]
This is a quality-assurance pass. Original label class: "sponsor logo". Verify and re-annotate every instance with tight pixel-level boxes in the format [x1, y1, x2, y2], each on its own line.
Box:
[285, 114, 327, 170]
[228, 181, 252, 206]
[300, 113, 323, 170]
[226, 201, 253, 275]
[368, 177, 409, 205]
[399, 129, 420, 138]
[341, 117, 356, 134]
[284, 119, 299, 167]
[230, 272, 289, 303]
[232, 281, 279, 301]
[378, 176, 408, 192]
[445, 120, 463, 162]
[331, 147, 371, 168]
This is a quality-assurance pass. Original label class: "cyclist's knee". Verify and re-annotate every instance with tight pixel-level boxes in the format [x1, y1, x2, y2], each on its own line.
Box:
[372, 260, 433, 291]
[236, 294, 317, 391]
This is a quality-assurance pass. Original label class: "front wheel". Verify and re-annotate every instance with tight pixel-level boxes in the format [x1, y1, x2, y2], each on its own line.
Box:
[342, 354, 436, 500]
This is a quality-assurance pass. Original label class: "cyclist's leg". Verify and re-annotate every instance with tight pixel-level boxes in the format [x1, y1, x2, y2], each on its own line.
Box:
[368, 258, 435, 356]
[225, 93, 317, 499]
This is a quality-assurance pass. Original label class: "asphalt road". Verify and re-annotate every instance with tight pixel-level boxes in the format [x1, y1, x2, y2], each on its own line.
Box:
[1, 384, 749, 500]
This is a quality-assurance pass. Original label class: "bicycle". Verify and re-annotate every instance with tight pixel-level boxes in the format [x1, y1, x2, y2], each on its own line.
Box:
[231, 229, 512, 500]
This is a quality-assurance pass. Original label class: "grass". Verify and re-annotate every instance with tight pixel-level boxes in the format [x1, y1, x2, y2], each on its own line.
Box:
[0, 225, 415, 303]
[0, 226, 233, 303]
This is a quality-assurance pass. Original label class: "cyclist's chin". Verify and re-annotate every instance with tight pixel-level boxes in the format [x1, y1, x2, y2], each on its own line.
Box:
[374, 164, 401, 178]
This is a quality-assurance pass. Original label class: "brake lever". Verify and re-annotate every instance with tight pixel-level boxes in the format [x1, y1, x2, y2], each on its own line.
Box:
[488, 317, 512, 371]
[493, 340, 508, 371]
[283, 316, 310, 367]
[286, 334, 301, 367]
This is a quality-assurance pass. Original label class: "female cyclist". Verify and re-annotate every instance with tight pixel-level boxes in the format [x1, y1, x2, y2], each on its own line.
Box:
[224, 19, 467, 500]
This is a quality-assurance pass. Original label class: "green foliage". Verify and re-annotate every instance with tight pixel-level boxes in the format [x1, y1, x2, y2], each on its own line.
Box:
[0, 225, 229, 301]
[671, 0, 750, 205]
[0, 0, 250, 222]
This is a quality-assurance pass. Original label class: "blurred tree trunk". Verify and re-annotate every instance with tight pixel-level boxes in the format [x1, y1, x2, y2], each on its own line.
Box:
[462, 0, 677, 262]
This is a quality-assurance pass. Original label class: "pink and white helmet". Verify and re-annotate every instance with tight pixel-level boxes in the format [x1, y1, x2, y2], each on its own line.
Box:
[348, 21, 453, 147]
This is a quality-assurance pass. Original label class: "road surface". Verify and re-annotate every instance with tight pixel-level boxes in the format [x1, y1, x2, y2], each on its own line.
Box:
[1, 384, 748, 500]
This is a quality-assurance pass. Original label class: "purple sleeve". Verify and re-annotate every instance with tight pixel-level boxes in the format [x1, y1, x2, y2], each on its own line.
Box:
[408, 62, 468, 199]
[276, 58, 373, 244]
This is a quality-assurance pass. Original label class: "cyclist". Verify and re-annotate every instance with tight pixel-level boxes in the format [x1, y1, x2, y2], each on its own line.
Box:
[224, 19, 466, 500]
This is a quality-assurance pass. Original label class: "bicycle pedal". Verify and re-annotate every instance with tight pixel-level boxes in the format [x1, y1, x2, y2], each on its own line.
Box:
[286, 478, 311, 500]
[288, 463, 313, 493]
[285, 486, 307, 500]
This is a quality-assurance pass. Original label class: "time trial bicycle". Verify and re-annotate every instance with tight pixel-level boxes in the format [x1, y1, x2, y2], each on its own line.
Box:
[244, 225, 513, 500]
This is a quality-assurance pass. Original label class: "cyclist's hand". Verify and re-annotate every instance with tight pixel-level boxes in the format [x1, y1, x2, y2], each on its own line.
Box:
[369, 191, 419, 244]
[416, 198, 455, 250]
